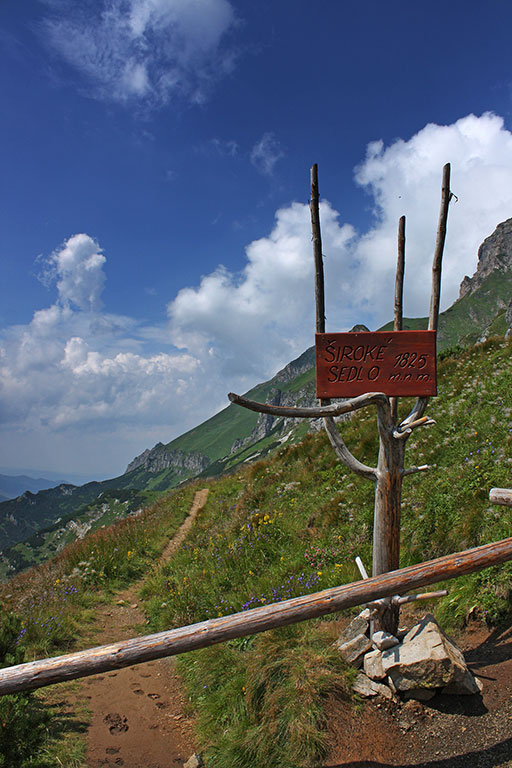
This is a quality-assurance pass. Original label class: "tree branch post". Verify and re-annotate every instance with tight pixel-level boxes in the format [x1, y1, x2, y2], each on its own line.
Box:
[310, 163, 326, 336]
[228, 164, 453, 637]
[390, 215, 405, 425]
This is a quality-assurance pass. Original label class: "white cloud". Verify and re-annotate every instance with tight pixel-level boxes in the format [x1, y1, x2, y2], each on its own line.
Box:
[351, 113, 512, 321]
[3, 113, 512, 476]
[43, 233, 106, 311]
[250, 132, 284, 176]
[0, 234, 208, 474]
[202, 137, 239, 157]
[169, 113, 512, 380]
[168, 202, 355, 379]
[42, 0, 237, 105]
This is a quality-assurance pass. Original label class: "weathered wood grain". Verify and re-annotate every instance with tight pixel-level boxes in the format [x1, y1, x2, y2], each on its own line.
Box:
[1, 535, 512, 696]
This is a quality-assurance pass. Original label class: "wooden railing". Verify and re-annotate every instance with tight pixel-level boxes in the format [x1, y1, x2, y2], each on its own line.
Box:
[1, 532, 512, 696]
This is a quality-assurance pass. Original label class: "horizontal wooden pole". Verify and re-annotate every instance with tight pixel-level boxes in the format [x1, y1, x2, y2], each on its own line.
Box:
[395, 589, 448, 606]
[2, 536, 512, 696]
[228, 390, 388, 419]
[489, 488, 512, 507]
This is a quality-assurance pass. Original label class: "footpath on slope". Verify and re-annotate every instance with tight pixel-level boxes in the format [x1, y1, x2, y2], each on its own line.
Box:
[81, 488, 209, 768]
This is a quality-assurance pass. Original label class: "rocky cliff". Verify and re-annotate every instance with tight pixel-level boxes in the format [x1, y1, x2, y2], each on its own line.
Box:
[459, 218, 512, 299]
[125, 442, 209, 475]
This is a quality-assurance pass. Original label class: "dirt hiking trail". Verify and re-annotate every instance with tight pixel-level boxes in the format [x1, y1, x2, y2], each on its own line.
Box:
[81, 488, 209, 768]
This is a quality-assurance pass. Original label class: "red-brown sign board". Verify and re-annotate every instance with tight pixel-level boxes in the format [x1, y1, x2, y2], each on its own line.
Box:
[316, 330, 437, 398]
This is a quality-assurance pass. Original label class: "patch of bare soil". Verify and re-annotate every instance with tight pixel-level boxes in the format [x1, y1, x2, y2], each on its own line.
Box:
[79, 489, 209, 768]
[323, 617, 512, 768]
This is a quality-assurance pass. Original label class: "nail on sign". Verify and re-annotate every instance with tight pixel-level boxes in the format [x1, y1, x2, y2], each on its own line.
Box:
[315, 331, 437, 398]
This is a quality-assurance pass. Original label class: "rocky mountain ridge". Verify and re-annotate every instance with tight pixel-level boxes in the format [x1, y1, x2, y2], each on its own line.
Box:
[125, 443, 209, 475]
[459, 217, 512, 305]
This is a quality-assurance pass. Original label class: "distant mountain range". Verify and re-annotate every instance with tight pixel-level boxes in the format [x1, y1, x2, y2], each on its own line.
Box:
[0, 474, 62, 502]
[1, 217, 512, 577]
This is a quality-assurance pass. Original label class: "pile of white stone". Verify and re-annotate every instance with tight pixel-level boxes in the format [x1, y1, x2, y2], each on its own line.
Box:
[334, 610, 482, 702]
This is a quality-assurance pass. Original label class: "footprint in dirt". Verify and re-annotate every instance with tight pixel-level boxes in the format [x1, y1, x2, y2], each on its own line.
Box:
[147, 693, 160, 699]
[104, 713, 128, 734]
[132, 688, 144, 695]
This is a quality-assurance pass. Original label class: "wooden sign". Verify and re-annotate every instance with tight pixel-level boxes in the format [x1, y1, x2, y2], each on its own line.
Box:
[316, 330, 437, 398]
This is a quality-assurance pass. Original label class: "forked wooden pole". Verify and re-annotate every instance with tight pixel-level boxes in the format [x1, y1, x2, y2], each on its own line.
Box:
[230, 164, 453, 636]
[1, 536, 512, 696]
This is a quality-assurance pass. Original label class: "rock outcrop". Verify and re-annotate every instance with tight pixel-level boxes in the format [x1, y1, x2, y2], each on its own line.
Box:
[459, 218, 512, 299]
[126, 443, 209, 475]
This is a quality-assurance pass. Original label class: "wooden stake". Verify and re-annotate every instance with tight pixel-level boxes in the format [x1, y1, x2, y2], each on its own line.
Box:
[1, 536, 512, 696]
[429, 163, 451, 332]
[401, 163, 452, 429]
[310, 164, 326, 335]
[390, 215, 405, 424]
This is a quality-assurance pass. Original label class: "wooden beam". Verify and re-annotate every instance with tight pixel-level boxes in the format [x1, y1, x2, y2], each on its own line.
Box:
[2, 535, 512, 696]
[490, 488, 512, 507]
[429, 163, 451, 333]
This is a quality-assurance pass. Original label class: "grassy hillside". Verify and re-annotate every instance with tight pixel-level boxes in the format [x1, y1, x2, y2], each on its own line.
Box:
[0, 348, 315, 563]
[140, 336, 512, 766]
[1, 264, 510, 575]
[378, 270, 512, 348]
[1, 336, 512, 767]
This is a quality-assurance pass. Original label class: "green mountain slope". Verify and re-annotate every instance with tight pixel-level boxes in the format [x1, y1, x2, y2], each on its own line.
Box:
[2, 221, 512, 569]
[378, 269, 512, 347]
[3, 336, 512, 767]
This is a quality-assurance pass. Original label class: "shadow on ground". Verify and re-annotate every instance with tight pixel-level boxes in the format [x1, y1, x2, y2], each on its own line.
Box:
[323, 735, 512, 767]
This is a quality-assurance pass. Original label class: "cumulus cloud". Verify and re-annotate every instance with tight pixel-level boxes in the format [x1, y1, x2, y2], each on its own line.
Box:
[42, 0, 237, 104]
[3, 113, 512, 476]
[250, 132, 284, 176]
[168, 202, 355, 380]
[0, 234, 209, 473]
[351, 112, 512, 321]
[170, 112, 512, 376]
[40, 234, 106, 311]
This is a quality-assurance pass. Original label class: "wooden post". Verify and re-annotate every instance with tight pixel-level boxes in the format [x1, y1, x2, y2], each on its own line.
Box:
[230, 164, 453, 636]
[310, 163, 326, 335]
[429, 164, 451, 333]
[390, 215, 405, 425]
[371, 166, 452, 633]
[1, 536, 512, 696]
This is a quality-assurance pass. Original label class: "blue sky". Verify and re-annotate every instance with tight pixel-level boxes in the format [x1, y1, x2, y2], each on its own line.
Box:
[2, 0, 512, 480]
